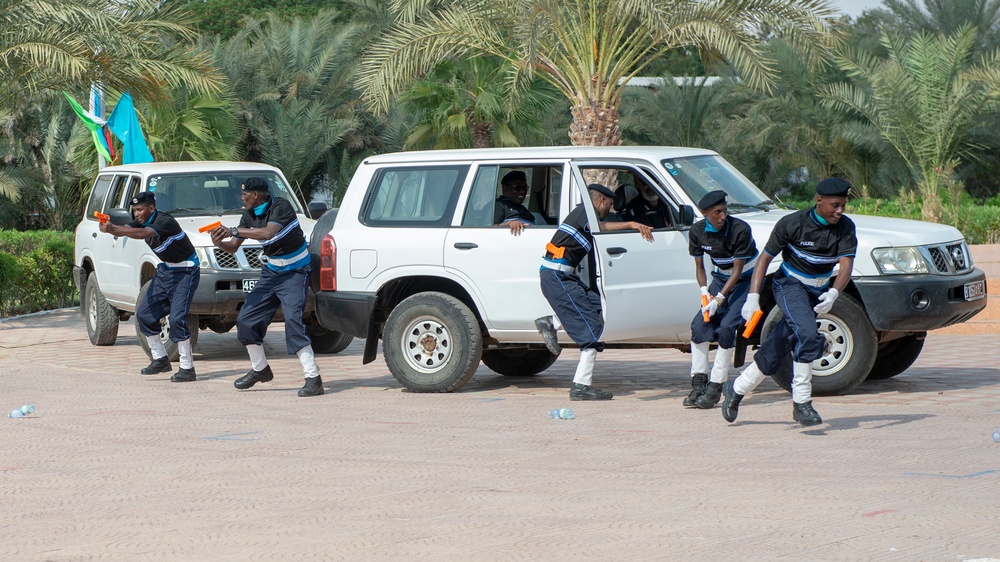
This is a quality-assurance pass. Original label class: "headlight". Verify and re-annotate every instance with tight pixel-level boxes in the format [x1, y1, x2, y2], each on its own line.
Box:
[871, 247, 929, 274]
[194, 247, 213, 269]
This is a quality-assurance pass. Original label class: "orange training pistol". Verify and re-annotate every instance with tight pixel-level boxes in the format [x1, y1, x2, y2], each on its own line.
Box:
[198, 221, 223, 233]
[94, 211, 110, 224]
[742, 309, 763, 338]
[701, 294, 711, 322]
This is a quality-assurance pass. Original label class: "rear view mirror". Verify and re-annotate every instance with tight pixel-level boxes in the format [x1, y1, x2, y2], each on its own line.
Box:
[678, 205, 696, 227]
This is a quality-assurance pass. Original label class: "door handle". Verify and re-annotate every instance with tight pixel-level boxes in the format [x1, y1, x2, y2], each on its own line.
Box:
[453, 242, 478, 250]
[607, 247, 627, 255]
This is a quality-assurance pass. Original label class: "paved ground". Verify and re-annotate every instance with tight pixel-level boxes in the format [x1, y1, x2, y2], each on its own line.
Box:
[1, 310, 999, 561]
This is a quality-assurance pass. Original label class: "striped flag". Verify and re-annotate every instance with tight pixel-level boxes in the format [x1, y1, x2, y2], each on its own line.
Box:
[63, 92, 113, 161]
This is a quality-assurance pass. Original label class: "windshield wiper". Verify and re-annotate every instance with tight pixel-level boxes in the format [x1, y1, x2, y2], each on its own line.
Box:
[728, 202, 771, 212]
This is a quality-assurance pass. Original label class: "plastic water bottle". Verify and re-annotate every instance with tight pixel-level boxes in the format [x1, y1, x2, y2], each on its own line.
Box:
[993, 428, 1000, 443]
[8, 403, 35, 419]
[548, 408, 574, 420]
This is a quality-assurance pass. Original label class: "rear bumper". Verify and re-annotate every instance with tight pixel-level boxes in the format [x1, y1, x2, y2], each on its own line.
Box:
[314, 291, 376, 338]
[854, 268, 987, 331]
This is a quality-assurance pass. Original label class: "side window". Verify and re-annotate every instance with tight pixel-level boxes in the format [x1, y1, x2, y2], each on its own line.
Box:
[363, 165, 469, 227]
[107, 174, 140, 210]
[85, 175, 115, 219]
[124, 176, 142, 208]
[578, 165, 677, 230]
[462, 166, 499, 227]
[460, 164, 562, 227]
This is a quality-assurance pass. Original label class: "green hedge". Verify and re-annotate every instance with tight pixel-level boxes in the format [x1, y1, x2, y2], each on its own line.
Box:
[0, 230, 77, 317]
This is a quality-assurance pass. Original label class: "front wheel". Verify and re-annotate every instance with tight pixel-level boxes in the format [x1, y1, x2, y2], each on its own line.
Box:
[135, 280, 199, 361]
[85, 274, 119, 346]
[867, 333, 926, 380]
[383, 292, 483, 392]
[766, 293, 877, 396]
[482, 348, 560, 376]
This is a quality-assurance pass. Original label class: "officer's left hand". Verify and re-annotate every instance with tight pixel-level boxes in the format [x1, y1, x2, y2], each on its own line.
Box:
[813, 288, 839, 314]
[702, 293, 725, 317]
[630, 222, 654, 242]
[507, 221, 527, 236]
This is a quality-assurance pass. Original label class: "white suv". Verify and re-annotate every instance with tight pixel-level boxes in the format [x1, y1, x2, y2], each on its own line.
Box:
[307, 147, 987, 395]
[74, 161, 352, 359]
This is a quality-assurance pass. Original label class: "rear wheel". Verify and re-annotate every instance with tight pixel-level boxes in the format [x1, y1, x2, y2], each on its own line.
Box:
[135, 280, 199, 361]
[85, 275, 119, 346]
[482, 348, 560, 376]
[867, 333, 925, 380]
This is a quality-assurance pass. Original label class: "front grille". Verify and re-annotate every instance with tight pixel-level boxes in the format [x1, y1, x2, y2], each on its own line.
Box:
[922, 242, 972, 274]
[214, 249, 240, 269]
[244, 247, 263, 269]
[212, 247, 263, 270]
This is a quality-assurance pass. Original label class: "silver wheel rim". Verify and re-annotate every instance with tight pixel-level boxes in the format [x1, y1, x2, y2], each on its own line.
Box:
[400, 315, 452, 374]
[813, 314, 854, 377]
[88, 287, 98, 330]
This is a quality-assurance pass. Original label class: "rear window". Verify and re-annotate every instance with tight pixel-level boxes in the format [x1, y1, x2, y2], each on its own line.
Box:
[362, 165, 469, 227]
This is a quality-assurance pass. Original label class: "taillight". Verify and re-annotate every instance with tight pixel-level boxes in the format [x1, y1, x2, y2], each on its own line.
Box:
[319, 234, 337, 291]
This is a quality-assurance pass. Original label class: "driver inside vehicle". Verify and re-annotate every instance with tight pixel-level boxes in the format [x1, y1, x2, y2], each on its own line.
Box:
[621, 175, 673, 229]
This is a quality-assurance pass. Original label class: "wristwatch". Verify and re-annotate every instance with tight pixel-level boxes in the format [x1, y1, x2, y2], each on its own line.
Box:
[230, 226, 239, 237]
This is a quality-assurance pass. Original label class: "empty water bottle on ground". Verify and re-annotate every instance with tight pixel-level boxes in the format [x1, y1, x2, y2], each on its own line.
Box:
[8, 403, 35, 419]
[549, 408, 574, 420]
[993, 428, 1000, 443]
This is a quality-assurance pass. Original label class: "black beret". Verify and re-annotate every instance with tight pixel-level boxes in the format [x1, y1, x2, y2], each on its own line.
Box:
[501, 170, 527, 185]
[587, 183, 615, 199]
[241, 177, 270, 192]
[816, 177, 851, 197]
[697, 190, 727, 210]
[131, 191, 155, 206]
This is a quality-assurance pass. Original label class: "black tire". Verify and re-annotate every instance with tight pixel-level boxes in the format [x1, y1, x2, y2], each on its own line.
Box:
[867, 333, 926, 380]
[85, 274, 119, 346]
[482, 348, 560, 376]
[765, 294, 877, 396]
[383, 292, 483, 392]
[134, 280, 198, 361]
[307, 322, 354, 354]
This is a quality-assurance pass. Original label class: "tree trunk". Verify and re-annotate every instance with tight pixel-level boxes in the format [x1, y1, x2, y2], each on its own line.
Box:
[471, 120, 493, 149]
[568, 101, 622, 147]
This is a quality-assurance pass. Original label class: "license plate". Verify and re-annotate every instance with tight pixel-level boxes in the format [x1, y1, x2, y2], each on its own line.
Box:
[963, 280, 986, 301]
[243, 279, 258, 293]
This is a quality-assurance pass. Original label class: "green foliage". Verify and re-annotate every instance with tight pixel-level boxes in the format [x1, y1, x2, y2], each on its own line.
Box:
[0, 230, 77, 316]
[172, 0, 352, 38]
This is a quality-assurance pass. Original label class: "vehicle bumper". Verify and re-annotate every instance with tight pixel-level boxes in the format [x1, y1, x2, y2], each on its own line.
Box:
[854, 268, 987, 331]
[73, 266, 85, 295]
[186, 270, 315, 318]
[314, 291, 377, 338]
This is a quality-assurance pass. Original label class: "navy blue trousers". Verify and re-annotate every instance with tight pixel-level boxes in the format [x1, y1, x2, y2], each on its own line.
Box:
[539, 268, 605, 351]
[237, 266, 311, 355]
[136, 264, 200, 341]
[690, 273, 751, 349]
[753, 275, 826, 374]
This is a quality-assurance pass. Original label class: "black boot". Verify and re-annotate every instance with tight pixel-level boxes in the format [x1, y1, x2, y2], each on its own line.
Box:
[792, 401, 822, 426]
[298, 376, 324, 397]
[569, 382, 613, 401]
[234, 365, 274, 389]
[170, 367, 196, 382]
[141, 356, 171, 375]
[721, 380, 743, 423]
[534, 316, 561, 355]
[683, 373, 708, 407]
[695, 381, 722, 409]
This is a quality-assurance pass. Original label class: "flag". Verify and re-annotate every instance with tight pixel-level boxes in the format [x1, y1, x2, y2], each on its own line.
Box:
[90, 85, 115, 161]
[63, 92, 113, 161]
[107, 92, 154, 164]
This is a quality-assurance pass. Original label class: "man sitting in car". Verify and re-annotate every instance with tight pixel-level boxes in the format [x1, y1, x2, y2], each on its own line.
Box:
[494, 170, 536, 235]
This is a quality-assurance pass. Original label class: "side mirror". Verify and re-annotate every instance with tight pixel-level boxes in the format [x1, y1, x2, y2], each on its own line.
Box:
[308, 201, 328, 220]
[108, 208, 132, 226]
[678, 205, 696, 227]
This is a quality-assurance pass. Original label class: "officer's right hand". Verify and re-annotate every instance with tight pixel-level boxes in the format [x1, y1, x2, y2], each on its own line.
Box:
[741, 293, 760, 322]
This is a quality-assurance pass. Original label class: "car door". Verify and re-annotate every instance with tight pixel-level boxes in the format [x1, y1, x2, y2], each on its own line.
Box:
[569, 161, 700, 343]
[443, 162, 566, 336]
[101, 174, 145, 303]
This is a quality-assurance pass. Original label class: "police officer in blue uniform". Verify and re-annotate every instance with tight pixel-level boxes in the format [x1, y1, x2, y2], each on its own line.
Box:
[494, 170, 535, 235]
[722, 178, 857, 426]
[209, 177, 323, 397]
[535, 183, 653, 401]
[684, 190, 759, 409]
[100, 191, 200, 382]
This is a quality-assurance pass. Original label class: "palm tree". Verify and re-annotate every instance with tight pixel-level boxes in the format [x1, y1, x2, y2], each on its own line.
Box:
[357, 0, 839, 147]
[620, 74, 740, 150]
[823, 26, 1000, 222]
[143, 90, 239, 162]
[875, 0, 1000, 52]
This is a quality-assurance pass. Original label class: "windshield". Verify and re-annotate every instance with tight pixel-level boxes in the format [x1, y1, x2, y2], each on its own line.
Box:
[145, 171, 304, 217]
[660, 155, 775, 213]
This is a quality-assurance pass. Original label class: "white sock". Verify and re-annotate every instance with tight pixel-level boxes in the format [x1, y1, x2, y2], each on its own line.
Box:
[296, 345, 320, 379]
[572, 348, 597, 386]
[247, 344, 268, 372]
[690, 341, 710, 375]
[792, 361, 813, 403]
[733, 360, 766, 396]
[551, 315, 563, 331]
[177, 339, 194, 369]
[710, 347, 735, 384]
[147, 335, 168, 360]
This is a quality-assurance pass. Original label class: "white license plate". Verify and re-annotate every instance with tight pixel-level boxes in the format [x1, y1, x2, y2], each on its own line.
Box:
[243, 279, 258, 293]
[963, 280, 986, 301]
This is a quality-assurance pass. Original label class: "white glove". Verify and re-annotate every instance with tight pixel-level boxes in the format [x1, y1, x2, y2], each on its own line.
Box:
[702, 293, 725, 317]
[700, 286, 711, 299]
[813, 288, 839, 314]
[741, 293, 760, 322]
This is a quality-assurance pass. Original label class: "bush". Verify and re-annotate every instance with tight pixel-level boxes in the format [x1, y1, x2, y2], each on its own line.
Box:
[0, 230, 77, 317]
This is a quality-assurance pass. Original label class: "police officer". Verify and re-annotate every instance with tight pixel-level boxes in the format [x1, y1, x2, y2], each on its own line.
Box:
[535, 183, 653, 401]
[684, 190, 759, 409]
[621, 176, 673, 229]
[722, 178, 857, 426]
[494, 170, 535, 235]
[100, 191, 200, 382]
[209, 177, 323, 397]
